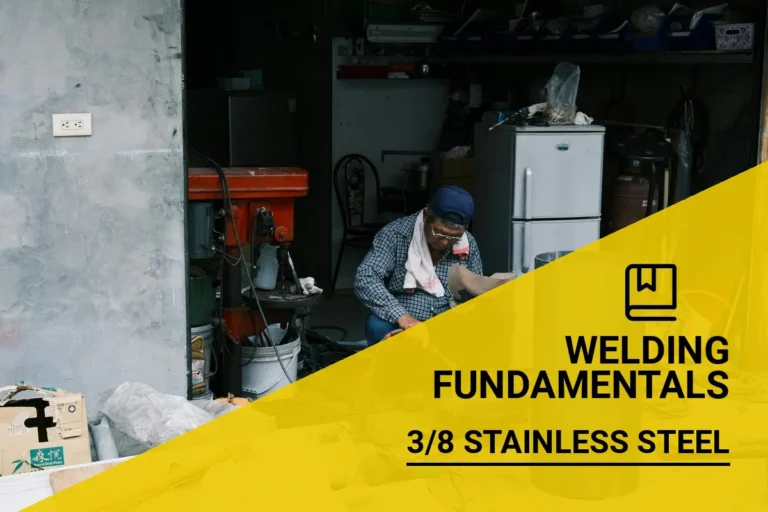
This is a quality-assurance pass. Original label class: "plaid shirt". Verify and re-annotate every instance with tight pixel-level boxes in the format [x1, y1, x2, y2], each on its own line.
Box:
[354, 213, 483, 324]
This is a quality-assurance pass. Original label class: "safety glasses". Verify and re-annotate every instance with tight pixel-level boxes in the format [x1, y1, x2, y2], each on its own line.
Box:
[430, 224, 463, 243]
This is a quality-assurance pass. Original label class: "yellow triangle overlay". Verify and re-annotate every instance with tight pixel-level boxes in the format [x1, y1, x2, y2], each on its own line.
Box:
[29, 164, 768, 511]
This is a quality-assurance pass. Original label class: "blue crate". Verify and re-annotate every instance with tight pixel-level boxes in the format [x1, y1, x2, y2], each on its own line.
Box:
[626, 16, 669, 51]
[666, 13, 717, 51]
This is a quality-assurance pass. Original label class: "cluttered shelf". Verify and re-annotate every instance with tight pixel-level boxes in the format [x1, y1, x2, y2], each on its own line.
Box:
[358, 3, 759, 71]
[336, 50, 753, 81]
[439, 51, 754, 65]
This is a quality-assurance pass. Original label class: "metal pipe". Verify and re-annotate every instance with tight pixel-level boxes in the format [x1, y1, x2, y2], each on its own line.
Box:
[180, 0, 192, 401]
[221, 246, 243, 396]
[757, 1, 768, 162]
[221, 247, 242, 308]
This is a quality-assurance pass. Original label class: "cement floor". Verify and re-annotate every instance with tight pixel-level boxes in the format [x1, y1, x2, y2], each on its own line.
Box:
[307, 289, 368, 343]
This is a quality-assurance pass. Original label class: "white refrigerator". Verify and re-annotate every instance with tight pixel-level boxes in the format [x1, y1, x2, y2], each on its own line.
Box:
[472, 123, 605, 276]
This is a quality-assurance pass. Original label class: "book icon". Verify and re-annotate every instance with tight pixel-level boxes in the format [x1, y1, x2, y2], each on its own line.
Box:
[624, 264, 678, 322]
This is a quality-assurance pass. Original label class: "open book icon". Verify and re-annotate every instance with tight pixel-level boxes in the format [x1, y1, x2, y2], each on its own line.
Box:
[624, 264, 678, 321]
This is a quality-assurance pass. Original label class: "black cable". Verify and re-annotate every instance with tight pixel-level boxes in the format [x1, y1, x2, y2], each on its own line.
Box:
[240, 216, 264, 368]
[241, 310, 261, 368]
[308, 325, 349, 342]
[189, 147, 294, 385]
[303, 329, 358, 375]
[211, 207, 234, 364]
[216, 212, 229, 359]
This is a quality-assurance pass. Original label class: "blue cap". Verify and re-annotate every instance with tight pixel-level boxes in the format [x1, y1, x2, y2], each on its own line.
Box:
[429, 186, 474, 226]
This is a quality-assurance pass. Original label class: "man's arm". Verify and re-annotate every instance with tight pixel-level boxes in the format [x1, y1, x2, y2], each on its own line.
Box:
[467, 235, 484, 276]
[354, 228, 409, 324]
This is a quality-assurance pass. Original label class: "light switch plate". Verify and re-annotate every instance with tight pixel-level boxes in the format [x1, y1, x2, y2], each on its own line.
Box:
[52, 113, 92, 137]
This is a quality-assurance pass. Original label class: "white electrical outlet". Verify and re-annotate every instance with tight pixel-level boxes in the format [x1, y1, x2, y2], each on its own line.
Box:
[52, 113, 92, 137]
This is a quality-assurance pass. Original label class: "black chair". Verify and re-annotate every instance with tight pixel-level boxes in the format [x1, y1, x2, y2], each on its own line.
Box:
[331, 154, 387, 297]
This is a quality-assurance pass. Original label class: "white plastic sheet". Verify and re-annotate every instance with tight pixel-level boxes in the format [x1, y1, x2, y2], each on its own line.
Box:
[100, 382, 235, 456]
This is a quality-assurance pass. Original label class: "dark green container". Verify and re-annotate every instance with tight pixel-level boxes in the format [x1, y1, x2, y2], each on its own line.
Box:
[189, 266, 216, 327]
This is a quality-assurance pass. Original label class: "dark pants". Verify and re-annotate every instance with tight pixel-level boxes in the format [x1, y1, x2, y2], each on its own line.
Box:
[365, 315, 398, 346]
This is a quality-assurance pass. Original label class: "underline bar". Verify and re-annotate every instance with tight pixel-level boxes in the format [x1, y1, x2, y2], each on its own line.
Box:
[406, 461, 731, 467]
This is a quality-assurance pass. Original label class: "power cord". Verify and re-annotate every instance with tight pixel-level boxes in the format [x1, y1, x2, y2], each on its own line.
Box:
[190, 148, 294, 386]
[309, 326, 349, 342]
[302, 327, 358, 377]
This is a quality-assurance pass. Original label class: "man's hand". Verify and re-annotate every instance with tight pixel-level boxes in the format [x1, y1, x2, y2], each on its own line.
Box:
[397, 315, 421, 330]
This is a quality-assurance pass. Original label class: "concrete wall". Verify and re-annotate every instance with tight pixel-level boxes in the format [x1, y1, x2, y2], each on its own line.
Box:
[0, 0, 187, 407]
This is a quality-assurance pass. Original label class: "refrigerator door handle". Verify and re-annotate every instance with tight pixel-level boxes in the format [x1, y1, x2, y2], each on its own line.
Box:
[524, 167, 533, 220]
[522, 221, 533, 273]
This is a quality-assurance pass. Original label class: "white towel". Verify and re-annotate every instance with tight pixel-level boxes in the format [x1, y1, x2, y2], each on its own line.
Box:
[404, 212, 470, 297]
[298, 277, 323, 296]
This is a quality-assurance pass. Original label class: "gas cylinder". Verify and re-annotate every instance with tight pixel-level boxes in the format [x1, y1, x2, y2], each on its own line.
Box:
[609, 174, 657, 233]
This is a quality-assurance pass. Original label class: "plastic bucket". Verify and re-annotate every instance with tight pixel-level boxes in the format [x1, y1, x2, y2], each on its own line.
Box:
[190, 324, 215, 397]
[241, 333, 301, 399]
[534, 251, 573, 269]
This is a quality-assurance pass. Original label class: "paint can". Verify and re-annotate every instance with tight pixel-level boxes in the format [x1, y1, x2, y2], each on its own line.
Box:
[190, 324, 215, 396]
[190, 390, 214, 401]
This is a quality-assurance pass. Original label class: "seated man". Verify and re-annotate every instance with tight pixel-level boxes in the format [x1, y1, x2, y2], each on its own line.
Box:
[354, 186, 483, 344]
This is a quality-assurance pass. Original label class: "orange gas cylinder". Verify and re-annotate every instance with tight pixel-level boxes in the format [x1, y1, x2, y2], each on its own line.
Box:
[609, 175, 657, 233]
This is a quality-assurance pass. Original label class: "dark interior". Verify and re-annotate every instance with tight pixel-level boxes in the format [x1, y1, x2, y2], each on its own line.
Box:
[184, 0, 767, 289]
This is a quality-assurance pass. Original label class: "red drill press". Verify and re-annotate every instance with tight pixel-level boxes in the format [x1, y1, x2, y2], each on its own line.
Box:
[188, 166, 310, 396]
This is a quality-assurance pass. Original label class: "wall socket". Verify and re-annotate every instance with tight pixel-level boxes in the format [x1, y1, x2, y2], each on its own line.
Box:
[52, 113, 92, 137]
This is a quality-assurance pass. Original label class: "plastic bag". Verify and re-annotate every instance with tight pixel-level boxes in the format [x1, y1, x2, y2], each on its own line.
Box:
[544, 63, 581, 125]
[630, 6, 665, 34]
[668, 128, 692, 203]
[109, 423, 148, 457]
[101, 382, 214, 450]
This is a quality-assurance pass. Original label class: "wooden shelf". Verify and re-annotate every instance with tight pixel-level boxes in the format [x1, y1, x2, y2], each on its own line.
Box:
[438, 51, 754, 65]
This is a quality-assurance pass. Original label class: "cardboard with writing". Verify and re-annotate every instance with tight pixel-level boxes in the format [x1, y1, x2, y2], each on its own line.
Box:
[0, 384, 91, 476]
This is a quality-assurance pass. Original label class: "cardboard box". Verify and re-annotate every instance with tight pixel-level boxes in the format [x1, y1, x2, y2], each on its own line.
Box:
[0, 385, 91, 476]
[433, 156, 474, 195]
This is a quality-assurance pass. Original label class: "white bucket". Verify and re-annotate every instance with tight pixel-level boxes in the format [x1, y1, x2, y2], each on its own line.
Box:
[241, 329, 301, 399]
[190, 324, 215, 395]
[191, 390, 214, 401]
